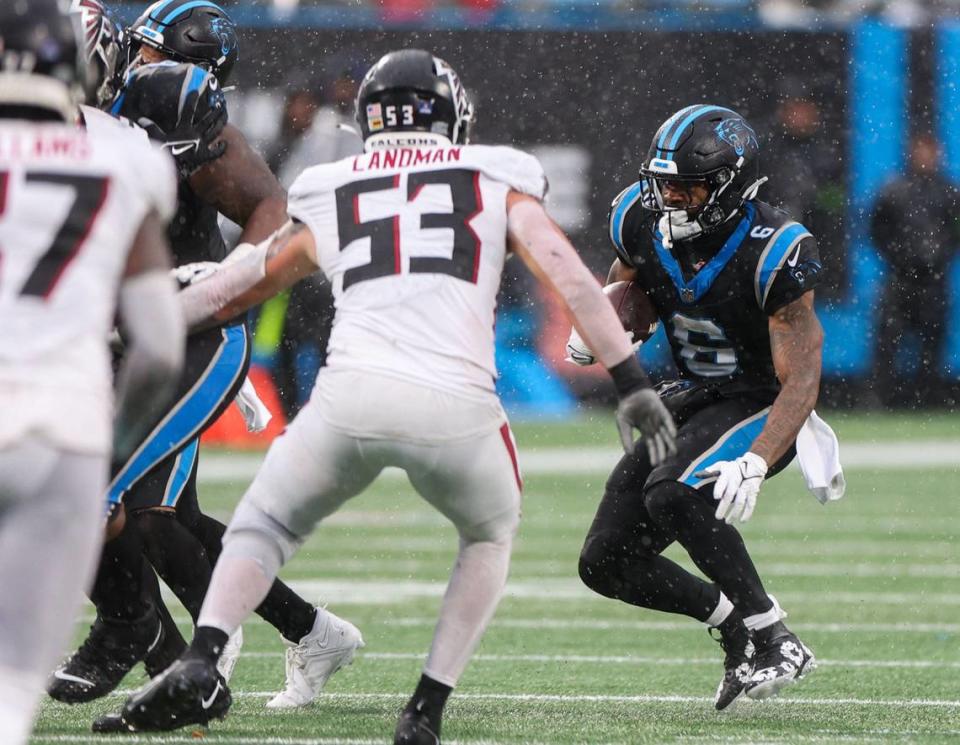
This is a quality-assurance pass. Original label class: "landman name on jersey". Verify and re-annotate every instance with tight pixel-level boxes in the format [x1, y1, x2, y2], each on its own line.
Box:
[352, 146, 462, 171]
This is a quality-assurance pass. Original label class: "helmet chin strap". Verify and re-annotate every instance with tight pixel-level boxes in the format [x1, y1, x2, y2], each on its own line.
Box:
[658, 210, 702, 249]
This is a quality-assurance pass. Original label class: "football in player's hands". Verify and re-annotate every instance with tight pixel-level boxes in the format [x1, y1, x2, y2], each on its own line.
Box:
[604, 281, 659, 343]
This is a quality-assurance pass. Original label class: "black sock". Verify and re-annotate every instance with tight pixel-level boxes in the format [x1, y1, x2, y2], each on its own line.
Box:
[189, 512, 318, 642]
[404, 674, 452, 735]
[189, 626, 229, 666]
[90, 517, 154, 622]
[135, 510, 212, 621]
[645, 481, 772, 617]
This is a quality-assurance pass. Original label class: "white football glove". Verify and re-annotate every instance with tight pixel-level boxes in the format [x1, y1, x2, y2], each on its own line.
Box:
[565, 327, 596, 366]
[564, 327, 643, 367]
[696, 452, 768, 524]
[172, 261, 220, 288]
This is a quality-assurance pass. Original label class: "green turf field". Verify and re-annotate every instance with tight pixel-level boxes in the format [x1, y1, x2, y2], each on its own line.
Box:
[30, 412, 960, 744]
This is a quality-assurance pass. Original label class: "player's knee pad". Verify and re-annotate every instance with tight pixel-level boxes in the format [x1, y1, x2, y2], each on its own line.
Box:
[643, 480, 709, 532]
[222, 499, 303, 570]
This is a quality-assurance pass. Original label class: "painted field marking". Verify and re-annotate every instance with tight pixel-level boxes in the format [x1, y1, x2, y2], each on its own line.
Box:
[106, 690, 960, 708]
[234, 651, 960, 670]
[198, 439, 960, 483]
[385, 617, 960, 633]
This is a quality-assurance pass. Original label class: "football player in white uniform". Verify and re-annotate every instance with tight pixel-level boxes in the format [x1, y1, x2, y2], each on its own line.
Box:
[0, 2, 184, 744]
[121, 50, 676, 743]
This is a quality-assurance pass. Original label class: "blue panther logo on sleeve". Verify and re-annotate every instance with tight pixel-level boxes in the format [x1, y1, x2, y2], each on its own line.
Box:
[715, 118, 758, 157]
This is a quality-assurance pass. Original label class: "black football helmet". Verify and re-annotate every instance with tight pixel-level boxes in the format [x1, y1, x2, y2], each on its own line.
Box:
[113, 61, 227, 178]
[69, 0, 124, 109]
[125, 0, 238, 85]
[356, 50, 474, 145]
[640, 105, 767, 235]
[0, 0, 93, 121]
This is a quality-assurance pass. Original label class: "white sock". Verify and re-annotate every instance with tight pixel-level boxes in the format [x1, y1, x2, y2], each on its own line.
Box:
[0, 669, 43, 745]
[704, 593, 735, 628]
[197, 531, 283, 635]
[423, 537, 511, 687]
[743, 595, 787, 631]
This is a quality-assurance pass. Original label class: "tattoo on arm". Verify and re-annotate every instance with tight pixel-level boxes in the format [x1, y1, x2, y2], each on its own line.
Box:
[750, 292, 824, 465]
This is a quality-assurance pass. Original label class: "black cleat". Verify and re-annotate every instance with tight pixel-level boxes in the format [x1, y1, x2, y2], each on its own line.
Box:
[143, 607, 187, 679]
[91, 712, 131, 734]
[744, 621, 816, 701]
[121, 656, 231, 732]
[48, 613, 163, 704]
[710, 614, 754, 711]
[394, 705, 441, 745]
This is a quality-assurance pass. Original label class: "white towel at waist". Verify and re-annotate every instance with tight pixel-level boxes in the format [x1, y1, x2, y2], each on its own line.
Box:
[235, 376, 272, 433]
[796, 410, 845, 504]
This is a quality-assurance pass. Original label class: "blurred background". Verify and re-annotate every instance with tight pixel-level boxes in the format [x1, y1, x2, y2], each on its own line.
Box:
[115, 0, 960, 435]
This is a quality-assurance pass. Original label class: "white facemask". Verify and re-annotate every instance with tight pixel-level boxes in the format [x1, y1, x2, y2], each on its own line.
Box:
[658, 210, 703, 248]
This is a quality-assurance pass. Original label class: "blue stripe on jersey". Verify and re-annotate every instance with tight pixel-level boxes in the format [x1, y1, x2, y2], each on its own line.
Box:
[754, 223, 811, 309]
[161, 439, 199, 507]
[680, 407, 770, 488]
[652, 201, 755, 304]
[609, 182, 645, 263]
[107, 324, 248, 506]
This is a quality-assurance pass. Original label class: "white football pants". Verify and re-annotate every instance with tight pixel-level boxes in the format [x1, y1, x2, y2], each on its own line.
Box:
[0, 437, 106, 745]
[203, 369, 522, 686]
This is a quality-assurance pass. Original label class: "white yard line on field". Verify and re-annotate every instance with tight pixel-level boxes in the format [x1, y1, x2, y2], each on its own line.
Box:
[106, 690, 960, 708]
[74, 579, 960, 618]
[385, 617, 960, 633]
[30, 739, 391, 745]
[197, 439, 960, 483]
[234, 650, 960, 670]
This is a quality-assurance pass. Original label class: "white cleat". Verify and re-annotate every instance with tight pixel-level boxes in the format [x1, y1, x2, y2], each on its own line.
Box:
[216, 627, 243, 683]
[266, 609, 364, 709]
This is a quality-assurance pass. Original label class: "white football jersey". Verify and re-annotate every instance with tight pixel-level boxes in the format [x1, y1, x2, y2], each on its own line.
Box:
[288, 143, 547, 402]
[0, 120, 177, 455]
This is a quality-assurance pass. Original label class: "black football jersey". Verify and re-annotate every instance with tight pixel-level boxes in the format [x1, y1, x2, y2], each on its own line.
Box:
[168, 180, 227, 267]
[609, 183, 822, 400]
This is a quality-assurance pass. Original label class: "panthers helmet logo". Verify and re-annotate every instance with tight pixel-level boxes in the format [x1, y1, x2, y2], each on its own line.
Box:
[209, 17, 234, 58]
[715, 118, 758, 157]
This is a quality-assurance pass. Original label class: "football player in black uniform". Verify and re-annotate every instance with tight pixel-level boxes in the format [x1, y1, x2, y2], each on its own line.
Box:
[49, 3, 362, 726]
[574, 106, 822, 709]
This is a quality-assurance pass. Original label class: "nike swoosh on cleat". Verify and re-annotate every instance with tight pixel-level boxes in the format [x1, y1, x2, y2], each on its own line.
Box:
[53, 670, 95, 687]
[201, 681, 222, 710]
[170, 143, 195, 156]
[147, 623, 163, 653]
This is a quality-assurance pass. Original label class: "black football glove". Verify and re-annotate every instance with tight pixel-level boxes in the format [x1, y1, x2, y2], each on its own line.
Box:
[115, 62, 229, 179]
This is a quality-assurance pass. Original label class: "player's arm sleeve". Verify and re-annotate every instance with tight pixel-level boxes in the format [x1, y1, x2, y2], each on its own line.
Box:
[142, 144, 179, 223]
[508, 193, 636, 370]
[755, 230, 823, 316]
[475, 147, 548, 200]
[608, 182, 647, 268]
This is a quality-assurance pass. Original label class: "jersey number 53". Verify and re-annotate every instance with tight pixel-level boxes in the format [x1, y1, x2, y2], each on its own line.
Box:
[335, 168, 482, 290]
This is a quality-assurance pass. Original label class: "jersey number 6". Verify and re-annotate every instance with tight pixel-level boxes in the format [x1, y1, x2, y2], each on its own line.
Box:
[335, 168, 483, 290]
